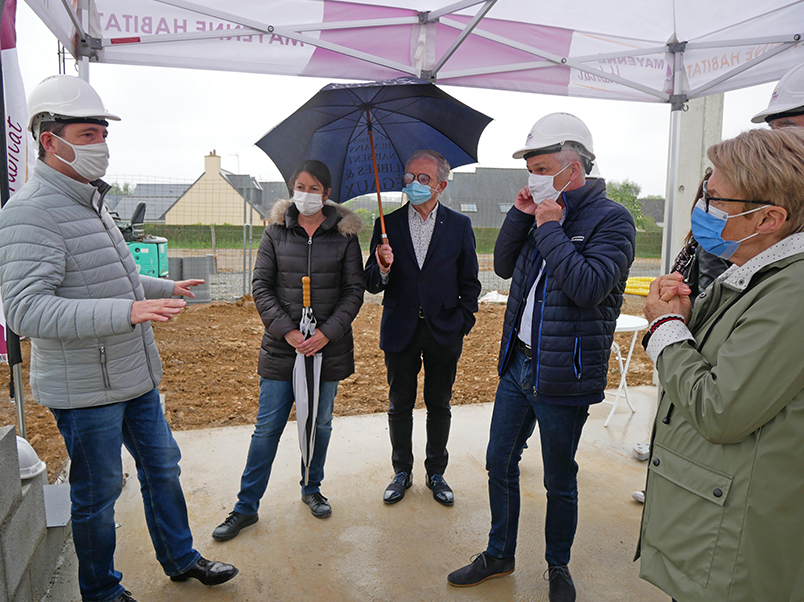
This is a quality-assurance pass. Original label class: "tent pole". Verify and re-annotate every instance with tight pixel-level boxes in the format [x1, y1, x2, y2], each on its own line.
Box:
[661, 42, 687, 275]
[77, 0, 89, 81]
[662, 108, 682, 275]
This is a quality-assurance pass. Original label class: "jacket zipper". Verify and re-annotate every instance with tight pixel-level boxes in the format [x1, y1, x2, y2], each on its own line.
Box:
[534, 268, 549, 391]
[307, 235, 313, 278]
[98, 208, 157, 386]
[99, 344, 111, 389]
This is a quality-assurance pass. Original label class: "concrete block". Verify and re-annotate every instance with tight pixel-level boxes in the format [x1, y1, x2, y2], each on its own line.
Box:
[167, 256, 182, 281]
[0, 472, 46, 597]
[0, 426, 22, 524]
[29, 525, 72, 601]
[180, 256, 209, 278]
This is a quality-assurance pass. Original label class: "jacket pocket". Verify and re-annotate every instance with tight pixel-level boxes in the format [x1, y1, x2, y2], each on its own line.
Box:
[644, 442, 733, 587]
[98, 344, 112, 389]
[573, 337, 582, 379]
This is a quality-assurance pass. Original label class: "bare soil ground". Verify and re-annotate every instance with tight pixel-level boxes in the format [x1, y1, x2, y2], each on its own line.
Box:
[0, 297, 650, 482]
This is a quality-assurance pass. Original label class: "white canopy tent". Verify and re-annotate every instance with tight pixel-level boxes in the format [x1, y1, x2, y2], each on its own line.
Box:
[25, 0, 804, 269]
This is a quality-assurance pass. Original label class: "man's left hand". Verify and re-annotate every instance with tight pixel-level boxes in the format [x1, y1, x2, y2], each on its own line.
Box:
[296, 330, 330, 357]
[534, 198, 563, 227]
[173, 279, 205, 298]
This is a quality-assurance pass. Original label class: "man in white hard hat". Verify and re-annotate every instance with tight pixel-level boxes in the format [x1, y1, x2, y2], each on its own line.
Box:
[448, 113, 635, 602]
[0, 75, 238, 602]
[752, 63, 804, 129]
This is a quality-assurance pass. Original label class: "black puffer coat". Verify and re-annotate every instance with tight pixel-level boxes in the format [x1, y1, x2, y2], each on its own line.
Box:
[253, 199, 364, 381]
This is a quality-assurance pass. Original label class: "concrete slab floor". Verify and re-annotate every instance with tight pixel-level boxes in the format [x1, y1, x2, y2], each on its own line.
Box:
[53, 386, 666, 602]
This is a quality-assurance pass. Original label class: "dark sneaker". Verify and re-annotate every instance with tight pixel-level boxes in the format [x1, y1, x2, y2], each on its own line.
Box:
[545, 564, 576, 602]
[447, 552, 515, 587]
[212, 511, 258, 541]
[170, 556, 239, 585]
[302, 492, 332, 518]
[383, 471, 412, 504]
[110, 591, 137, 602]
[427, 474, 454, 506]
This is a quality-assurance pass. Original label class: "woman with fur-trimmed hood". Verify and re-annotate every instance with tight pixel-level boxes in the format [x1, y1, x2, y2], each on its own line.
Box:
[213, 160, 364, 539]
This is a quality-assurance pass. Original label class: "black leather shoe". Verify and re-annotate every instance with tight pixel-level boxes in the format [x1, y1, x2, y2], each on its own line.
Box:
[110, 591, 137, 602]
[302, 492, 332, 518]
[448, 552, 515, 587]
[545, 564, 576, 602]
[170, 556, 238, 586]
[212, 511, 258, 541]
[427, 474, 454, 506]
[383, 471, 412, 504]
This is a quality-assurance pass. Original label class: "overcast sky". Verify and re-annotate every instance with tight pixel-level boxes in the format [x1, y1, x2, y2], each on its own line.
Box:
[15, 2, 776, 197]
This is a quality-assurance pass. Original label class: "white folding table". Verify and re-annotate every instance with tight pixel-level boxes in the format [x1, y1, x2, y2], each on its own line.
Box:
[603, 314, 649, 427]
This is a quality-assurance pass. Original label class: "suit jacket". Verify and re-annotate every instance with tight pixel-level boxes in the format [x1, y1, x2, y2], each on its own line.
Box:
[365, 203, 481, 353]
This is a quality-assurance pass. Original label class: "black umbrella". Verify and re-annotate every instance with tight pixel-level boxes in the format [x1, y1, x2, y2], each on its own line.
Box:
[256, 76, 492, 238]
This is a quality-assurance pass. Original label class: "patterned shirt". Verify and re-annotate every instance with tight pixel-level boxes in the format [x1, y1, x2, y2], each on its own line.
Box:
[408, 201, 439, 268]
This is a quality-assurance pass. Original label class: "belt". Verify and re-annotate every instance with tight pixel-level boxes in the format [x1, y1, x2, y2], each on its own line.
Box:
[515, 338, 532, 359]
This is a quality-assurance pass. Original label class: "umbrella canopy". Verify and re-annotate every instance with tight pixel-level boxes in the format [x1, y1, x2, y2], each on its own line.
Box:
[293, 276, 322, 485]
[255, 77, 492, 203]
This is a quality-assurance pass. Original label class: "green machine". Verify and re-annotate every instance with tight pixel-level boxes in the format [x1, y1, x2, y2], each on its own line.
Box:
[114, 202, 169, 278]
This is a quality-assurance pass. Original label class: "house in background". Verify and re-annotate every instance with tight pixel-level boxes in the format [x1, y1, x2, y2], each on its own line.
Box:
[164, 151, 269, 225]
[106, 152, 288, 225]
[639, 197, 665, 228]
[106, 182, 190, 223]
[442, 167, 526, 228]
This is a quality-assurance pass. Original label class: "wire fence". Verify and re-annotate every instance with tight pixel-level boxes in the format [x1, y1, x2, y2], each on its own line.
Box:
[105, 173, 664, 300]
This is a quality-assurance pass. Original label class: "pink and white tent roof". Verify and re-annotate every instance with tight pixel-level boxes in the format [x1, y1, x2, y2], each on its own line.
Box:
[24, 0, 804, 107]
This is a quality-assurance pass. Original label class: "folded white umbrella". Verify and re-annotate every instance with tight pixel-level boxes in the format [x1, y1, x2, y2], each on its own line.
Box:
[293, 276, 323, 486]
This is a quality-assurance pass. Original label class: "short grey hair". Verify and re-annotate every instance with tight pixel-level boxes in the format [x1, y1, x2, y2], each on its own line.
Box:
[554, 148, 590, 176]
[405, 149, 451, 182]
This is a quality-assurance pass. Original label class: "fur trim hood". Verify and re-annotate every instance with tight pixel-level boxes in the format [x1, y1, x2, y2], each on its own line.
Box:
[269, 199, 364, 236]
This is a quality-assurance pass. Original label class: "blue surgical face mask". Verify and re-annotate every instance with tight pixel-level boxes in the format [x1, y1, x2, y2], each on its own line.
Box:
[402, 181, 435, 205]
[690, 199, 763, 260]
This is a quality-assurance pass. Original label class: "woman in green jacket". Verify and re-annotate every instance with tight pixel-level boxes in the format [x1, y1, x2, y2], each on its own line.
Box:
[639, 127, 804, 602]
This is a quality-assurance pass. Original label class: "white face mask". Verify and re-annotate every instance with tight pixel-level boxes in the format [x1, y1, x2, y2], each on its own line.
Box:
[51, 134, 109, 182]
[527, 162, 571, 205]
[293, 190, 324, 216]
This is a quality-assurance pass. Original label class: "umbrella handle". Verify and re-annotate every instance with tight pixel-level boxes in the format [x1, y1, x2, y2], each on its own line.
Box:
[302, 276, 311, 308]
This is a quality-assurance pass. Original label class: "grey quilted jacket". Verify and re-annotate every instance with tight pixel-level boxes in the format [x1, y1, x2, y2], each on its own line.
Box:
[0, 161, 175, 409]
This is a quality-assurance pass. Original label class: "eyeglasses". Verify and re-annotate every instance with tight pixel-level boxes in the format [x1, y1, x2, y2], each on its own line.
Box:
[403, 172, 433, 186]
[701, 180, 771, 214]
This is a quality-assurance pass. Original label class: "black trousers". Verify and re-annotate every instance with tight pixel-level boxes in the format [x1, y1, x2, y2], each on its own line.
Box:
[384, 317, 463, 477]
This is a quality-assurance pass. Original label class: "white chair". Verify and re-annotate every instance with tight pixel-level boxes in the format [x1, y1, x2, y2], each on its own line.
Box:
[603, 314, 649, 427]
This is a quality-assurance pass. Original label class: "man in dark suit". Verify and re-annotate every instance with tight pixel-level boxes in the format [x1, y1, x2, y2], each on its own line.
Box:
[365, 149, 481, 506]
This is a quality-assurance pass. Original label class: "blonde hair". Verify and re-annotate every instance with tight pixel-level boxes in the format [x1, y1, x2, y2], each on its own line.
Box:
[707, 128, 804, 234]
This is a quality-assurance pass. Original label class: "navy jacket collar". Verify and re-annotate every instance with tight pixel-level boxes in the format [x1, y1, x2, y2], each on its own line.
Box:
[561, 178, 607, 217]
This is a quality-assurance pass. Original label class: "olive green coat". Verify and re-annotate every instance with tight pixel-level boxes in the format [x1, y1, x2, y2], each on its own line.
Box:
[638, 244, 804, 602]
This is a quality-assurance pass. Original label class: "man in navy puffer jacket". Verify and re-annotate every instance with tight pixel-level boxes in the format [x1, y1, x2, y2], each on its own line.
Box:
[448, 114, 635, 602]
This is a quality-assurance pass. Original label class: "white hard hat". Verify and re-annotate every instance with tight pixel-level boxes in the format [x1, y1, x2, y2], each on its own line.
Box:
[513, 112, 596, 173]
[751, 64, 804, 124]
[27, 75, 120, 139]
[16, 436, 46, 480]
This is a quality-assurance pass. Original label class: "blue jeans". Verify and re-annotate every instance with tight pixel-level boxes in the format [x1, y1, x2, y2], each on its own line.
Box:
[51, 389, 199, 602]
[234, 378, 338, 515]
[486, 346, 589, 566]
